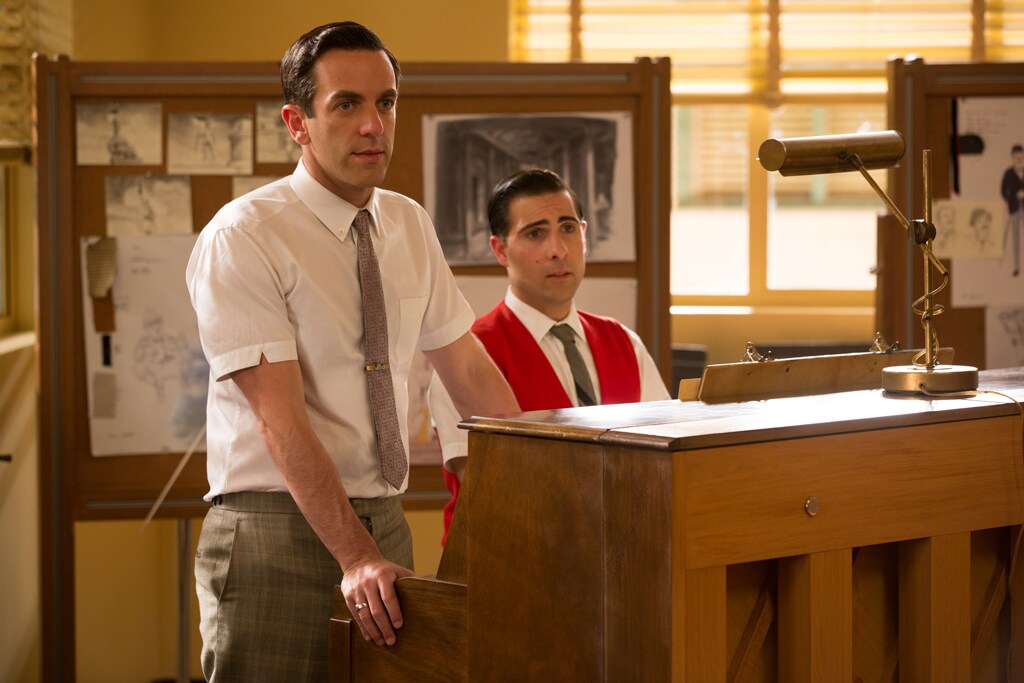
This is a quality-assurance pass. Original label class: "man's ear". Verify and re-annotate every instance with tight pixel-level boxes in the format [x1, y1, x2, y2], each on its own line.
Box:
[580, 219, 588, 256]
[281, 104, 310, 145]
[490, 235, 510, 267]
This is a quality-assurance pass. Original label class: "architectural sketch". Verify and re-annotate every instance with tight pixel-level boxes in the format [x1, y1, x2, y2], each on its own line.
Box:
[76, 102, 162, 166]
[422, 112, 635, 265]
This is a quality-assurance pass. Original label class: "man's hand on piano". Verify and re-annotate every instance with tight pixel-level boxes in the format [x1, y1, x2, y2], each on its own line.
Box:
[342, 557, 415, 646]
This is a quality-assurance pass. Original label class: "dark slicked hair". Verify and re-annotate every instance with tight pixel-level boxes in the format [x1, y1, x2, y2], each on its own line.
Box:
[281, 22, 401, 117]
[1013, 144, 1023, 154]
[487, 168, 584, 240]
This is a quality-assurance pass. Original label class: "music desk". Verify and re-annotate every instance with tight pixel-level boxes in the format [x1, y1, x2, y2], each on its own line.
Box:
[330, 367, 1024, 682]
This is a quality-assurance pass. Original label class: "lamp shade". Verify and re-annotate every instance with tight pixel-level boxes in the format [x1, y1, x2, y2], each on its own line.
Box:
[758, 131, 905, 176]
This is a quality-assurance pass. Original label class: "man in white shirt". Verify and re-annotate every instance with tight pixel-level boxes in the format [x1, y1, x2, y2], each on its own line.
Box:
[186, 22, 517, 681]
[429, 168, 669, 542]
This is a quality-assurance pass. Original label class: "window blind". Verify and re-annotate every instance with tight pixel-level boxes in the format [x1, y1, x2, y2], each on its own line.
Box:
[0, 0, 32, 145]
[513, 1, 1023, 99]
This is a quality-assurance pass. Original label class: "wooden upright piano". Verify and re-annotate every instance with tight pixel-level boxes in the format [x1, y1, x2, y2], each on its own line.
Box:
[330, 367, 1024, 681]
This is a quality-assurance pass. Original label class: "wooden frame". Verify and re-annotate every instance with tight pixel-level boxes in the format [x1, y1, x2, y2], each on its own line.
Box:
[878, 58, 1024, 369]
[34, 56, 670, 681]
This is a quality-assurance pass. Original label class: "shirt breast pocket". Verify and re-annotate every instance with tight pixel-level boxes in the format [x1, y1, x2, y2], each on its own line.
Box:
[396, 296, 425, 369]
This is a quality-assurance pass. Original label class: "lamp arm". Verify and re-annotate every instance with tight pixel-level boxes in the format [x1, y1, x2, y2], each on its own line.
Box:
[846, 153, 912, 232]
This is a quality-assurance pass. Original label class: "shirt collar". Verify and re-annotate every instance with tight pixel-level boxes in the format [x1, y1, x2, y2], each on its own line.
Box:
[503, 288, 583, 344]
[288, 159, 381, 239]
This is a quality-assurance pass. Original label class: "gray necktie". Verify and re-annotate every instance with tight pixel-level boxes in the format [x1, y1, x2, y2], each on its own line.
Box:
[352, 210, 407, 489]
[549, 323, 597, 407]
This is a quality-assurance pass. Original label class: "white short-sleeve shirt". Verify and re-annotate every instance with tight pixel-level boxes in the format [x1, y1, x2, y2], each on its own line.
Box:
[186, 160, 474, 498]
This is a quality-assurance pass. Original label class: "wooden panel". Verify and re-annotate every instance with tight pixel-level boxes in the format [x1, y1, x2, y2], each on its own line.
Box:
[332, 578, 467, 683]
[684, 416, 1024, 569]
[852, 544, 899, 683]
[682, 566, 727, 682]
[697, 349, 952, 403]
[899, 533, 971, 681]
[1011, 526, 1024, 682]
[468, 433, 605, 681]
[605, 445, 673, 682]
[778, 549, 853, 683]
[328, 603, 353, 683]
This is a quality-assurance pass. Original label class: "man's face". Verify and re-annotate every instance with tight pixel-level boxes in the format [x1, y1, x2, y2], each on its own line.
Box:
[1013, 150, 1024, 169]
[490, 190, 586, 321]
[282, 49, 397, 207]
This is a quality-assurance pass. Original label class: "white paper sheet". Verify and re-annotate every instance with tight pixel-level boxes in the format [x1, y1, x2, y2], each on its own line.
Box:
[82, 234, 208, 456]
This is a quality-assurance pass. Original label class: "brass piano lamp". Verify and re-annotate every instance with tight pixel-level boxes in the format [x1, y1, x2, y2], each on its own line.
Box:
[757, 131, 979, 395]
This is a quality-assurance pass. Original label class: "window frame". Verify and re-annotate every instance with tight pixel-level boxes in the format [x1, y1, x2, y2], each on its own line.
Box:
[0, 165, 12, 334]
[511, 0, 1021, 311]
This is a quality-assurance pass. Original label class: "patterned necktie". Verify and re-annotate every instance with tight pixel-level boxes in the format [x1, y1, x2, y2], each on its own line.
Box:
[352, 210, 407, 489]
[549, 323, 597, 407]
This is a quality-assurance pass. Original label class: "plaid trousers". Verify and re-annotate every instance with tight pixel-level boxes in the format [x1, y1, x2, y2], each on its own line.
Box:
[195, 491, 413, 682]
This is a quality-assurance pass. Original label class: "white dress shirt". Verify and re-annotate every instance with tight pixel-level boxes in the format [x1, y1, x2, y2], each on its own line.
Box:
[187, 160, 474, 498]
[428, 288, 670, 468]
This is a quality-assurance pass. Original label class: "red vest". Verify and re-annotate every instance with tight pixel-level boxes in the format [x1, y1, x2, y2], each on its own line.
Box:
[441, 301, 641, 542]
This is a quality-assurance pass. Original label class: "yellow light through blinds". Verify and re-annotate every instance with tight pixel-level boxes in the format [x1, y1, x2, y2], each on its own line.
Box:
[0, 0, 31, 145]
[514, 0, 1022, 98]
[987, 1, 1024, 60]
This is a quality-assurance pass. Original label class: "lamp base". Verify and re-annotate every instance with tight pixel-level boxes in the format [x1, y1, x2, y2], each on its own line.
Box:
[882, 364, 979, 395]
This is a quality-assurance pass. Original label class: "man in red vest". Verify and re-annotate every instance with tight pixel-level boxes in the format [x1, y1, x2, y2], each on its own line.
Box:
[429, 168, 670, 543]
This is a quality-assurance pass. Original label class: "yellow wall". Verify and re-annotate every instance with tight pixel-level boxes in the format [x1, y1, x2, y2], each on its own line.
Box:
[71, 0, 509, 62]
[0, 344, 40, 683]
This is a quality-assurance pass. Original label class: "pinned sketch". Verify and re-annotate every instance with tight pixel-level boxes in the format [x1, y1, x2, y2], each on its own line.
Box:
[256, 101, 301, 164]
[105, 175, 192, 236]
[81, 234, 208, 455]
[422, 112, 635, 265]
[168, 112, 253, 175]
[951, 97, 1024, 307]
[76, 102, 162, 165]
[232, 175, 282, 199]
[986, 305, 1024, 370]
[931, 199, 1005, 259]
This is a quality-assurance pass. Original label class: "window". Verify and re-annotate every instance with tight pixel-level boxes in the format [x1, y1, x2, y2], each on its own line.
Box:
[513, 1, 1024, 309]
[0, 0, 32, 333]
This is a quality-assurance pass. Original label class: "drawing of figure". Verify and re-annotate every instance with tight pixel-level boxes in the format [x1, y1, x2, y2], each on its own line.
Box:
[998, 308, 1024, 365]
[932, 204, 957, 255]
[133, 309, 187, 401]
[228, 118, 246, 163]
[968, 206, 994, 254]
[193, 114, 215, 163]
[136, 178, 156, 234]
[1001, 143, 1024, 276]
[106, 104, 139, 164]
